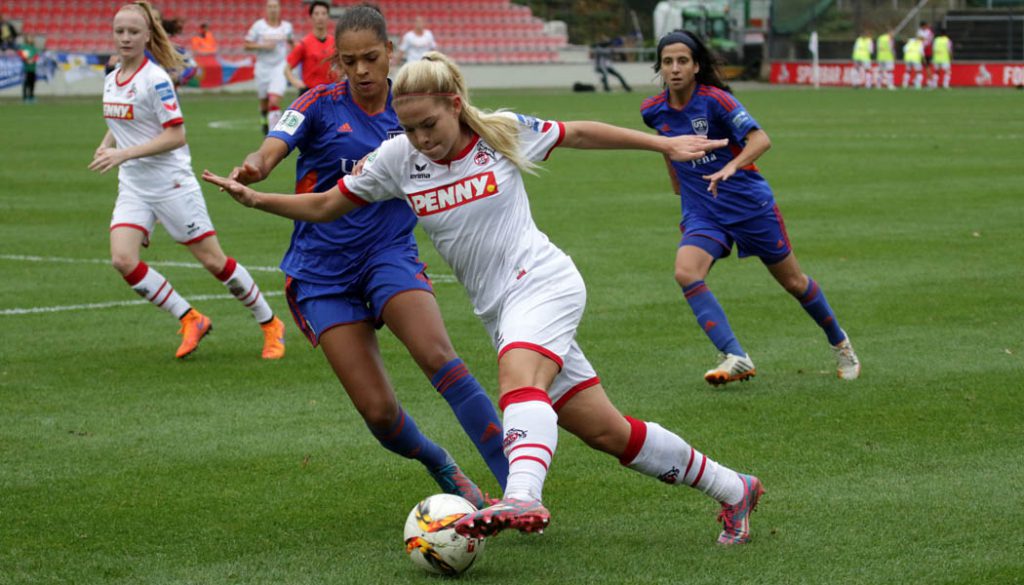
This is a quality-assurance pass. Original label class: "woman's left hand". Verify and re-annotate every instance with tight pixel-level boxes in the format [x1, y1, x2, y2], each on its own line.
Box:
[702, 165, 737, 197]
[88, 147, 127, 174]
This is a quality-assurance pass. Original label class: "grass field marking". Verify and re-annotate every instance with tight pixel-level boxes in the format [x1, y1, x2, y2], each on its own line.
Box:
[0, 291, 285, 316]
[207, 119, 254, 131]
[0, 254, 457, 282]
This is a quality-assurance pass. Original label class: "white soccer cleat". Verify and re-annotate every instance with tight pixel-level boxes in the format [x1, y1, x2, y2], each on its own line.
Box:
[832, 333, 861, 380]
[704, 353, 756, 386]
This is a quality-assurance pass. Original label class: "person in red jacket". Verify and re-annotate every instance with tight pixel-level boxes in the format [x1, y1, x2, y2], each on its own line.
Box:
[285, 0, 336, 95]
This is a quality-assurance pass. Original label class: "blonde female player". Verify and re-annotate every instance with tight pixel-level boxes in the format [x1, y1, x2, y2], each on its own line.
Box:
[203, 52, 765, 545]
[91, 2, 285, 360]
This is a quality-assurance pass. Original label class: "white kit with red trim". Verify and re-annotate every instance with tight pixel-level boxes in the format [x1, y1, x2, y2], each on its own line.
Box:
[340, 112, 570, 320]
[102, 58, 200, 201]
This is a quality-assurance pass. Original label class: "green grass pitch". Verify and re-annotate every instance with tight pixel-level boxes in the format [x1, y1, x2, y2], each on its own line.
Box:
[1, 85, 1022, 584]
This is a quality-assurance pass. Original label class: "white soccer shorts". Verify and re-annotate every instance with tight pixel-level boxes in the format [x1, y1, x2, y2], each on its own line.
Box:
[110, 188, 215, 244]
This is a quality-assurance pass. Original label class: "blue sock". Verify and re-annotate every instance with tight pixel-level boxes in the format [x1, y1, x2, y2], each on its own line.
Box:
[368, 406, 449, 472]
[797, 278, 846, 345]
[432, 358, 509, 490]
[683, 280, 746, 356]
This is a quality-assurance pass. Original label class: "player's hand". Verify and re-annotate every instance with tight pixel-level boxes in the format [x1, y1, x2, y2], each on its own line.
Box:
[664, 135, 727, 162]
[202, 170, 260, 207]
[228, 162, 263, 186]
[351, 154, 370, 176]
[88, 147, 127, 174]
[703, 164, 737, 197]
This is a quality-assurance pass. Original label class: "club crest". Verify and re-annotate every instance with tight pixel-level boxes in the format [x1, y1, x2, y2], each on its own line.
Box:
[691, 117, 709, 135]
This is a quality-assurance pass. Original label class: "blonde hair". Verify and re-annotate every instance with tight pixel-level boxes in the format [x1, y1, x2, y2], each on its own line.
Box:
[119, 1, 184, 72]
[393, 52, 536, 174]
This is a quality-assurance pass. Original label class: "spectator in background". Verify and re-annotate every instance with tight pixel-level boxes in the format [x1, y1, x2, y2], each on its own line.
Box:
[397, 16, 435, 65]
[916, 21, 934, 86]
[285, 0, 335, 95]
[875, 28, 895, 90]
[0, 13, 18, 51]
[18, 34, 39, 103]
[592, 36, 632, 92]
[902, 35, 924, 89]
[931, 28, 952, 89]
[245, 0, 294, 134]
[851, 29, 873, 88]
[190, 22, 217, 56]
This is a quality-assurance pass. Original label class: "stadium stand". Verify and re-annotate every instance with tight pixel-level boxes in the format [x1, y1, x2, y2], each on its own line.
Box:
[2, 0, 568, 64]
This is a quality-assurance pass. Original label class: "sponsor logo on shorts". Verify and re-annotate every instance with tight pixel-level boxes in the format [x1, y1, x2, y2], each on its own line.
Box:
[407, 171, 498, 216]
[103, 102, 135, 120]
[274, 110, 305, 135]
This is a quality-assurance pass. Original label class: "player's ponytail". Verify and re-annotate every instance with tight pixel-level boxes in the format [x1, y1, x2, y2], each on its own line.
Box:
[123, 1, 184, 73]
[394, 51, 537, 174]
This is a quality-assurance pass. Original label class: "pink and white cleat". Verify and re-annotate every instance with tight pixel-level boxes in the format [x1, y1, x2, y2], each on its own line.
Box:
[717, 474, 764, 545]
[454, 497, 550, 539]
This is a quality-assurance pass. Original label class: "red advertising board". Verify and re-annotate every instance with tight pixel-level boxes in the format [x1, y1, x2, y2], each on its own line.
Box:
[770, 61, 1024, 88]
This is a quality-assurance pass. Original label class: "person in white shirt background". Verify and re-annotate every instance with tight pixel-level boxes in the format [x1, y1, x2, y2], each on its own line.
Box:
[397, 16, 436, 65]
[245, 0, 294, 134]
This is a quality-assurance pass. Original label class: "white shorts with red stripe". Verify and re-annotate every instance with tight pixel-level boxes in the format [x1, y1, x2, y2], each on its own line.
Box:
[482, 258, 599, 407]
[110, 187, 216, 245]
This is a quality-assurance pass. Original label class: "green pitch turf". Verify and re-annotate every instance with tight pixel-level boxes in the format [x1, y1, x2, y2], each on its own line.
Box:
[1, 86, 1021, 584]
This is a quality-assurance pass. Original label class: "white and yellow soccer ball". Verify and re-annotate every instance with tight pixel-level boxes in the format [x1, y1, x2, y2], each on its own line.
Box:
[403, 494, 485, 575]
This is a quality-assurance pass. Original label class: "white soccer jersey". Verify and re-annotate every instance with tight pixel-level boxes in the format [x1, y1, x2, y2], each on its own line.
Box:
[339, 113, 568, 319]
[102, 58, 199, 200]
[399, 29, 437, 63]
[246, 18, 293, 73]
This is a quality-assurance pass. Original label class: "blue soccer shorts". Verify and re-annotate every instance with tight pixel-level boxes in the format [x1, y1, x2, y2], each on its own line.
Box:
[679, 203, 793, 265]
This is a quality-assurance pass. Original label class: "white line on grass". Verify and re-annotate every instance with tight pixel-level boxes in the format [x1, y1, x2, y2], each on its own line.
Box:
[0, 292, 285, 316]
[0, 254, 457, 316]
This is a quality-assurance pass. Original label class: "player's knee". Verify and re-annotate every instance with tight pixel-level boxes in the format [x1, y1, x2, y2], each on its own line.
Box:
[414, 344, 458, 378]
[578, 425, 626, 457]
[674, 265, 701, 287]
[111, 254, 138, 275]
[359, 398, 401, 431]
[782, 273, 810, 296]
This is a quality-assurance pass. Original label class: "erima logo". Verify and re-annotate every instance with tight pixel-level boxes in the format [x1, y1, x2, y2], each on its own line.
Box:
[415, 163, 427, 171]
[410, 162, 430, 179]
[103, 102, 134, 120]
[408, 171, 498, 216]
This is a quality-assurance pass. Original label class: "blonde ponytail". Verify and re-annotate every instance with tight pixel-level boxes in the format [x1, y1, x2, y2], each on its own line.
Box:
[122, 1, 184, 72]
[394, 52, 537, 174]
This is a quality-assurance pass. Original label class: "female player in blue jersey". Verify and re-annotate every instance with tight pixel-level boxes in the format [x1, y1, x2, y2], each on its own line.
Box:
[223, 5, 506, 504]
[642, 31, 861, 385]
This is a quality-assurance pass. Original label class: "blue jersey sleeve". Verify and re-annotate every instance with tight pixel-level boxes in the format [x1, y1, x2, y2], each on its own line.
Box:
[710, 94, 760, 144]
[268, 93, 319, 152]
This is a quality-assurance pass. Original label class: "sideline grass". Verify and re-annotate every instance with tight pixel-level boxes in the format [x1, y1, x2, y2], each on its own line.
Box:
[1, 87, 1022, 584]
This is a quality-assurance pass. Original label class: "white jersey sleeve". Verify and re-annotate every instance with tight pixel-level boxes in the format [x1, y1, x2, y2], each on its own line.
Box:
[151, 74, 184, 127]
[502, 112, 566, 163]
[245, 20, 262, 43]
[337, 136, 406, 205]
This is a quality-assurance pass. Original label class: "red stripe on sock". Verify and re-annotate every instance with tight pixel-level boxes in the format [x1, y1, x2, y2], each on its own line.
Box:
[148, 279, 167, 301]
[498, 387, 551, 411]
[215, 257, 237, 282]
[378, 410, 406, 442]
[244, 290, 261, 308]
[238, 282, 257, 303]
[689, 453, 707, 487]
[509, 454, 549, 470]
[124, 262, 149, 285]
[156, 286, 175, 308]
[507, 442, 554, 458]
[619, 416, 648, 465]
[683, 446, 696, 478]
[435, 363, 469, 394]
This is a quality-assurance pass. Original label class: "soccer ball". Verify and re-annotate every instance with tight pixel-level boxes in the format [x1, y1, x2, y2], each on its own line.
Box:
[403, 494, 485, 575]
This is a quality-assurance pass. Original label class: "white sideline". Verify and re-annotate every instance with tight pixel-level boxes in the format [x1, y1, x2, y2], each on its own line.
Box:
[0, 254, 456, 316]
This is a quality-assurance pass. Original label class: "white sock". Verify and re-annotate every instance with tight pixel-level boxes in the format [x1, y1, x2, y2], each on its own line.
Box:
[124, 261, 191, 319]
[267, 107, 282, 132]
[216, 258, 273, 323]
[620, 417, 744, 505]
[498, 387, 557, 502]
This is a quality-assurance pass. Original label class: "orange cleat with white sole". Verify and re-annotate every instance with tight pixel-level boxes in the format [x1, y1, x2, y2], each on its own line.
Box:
[260, 316, 286, 360]
[176, 309, 212, 359]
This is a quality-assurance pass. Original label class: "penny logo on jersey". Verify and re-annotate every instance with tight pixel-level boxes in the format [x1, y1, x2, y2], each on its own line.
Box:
[103, 102, 135, 120]
[407, 171, 498, 217]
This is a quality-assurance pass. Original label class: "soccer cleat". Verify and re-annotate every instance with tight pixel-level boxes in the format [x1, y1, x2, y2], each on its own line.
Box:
[704, 353, 756, 386]
[832, 332, 861, 380]
[260, 316, 286, 360]
[428, 453, 487, 510]
[717, 473, 764, 545]
[175, 309, 212, 359]
[454, 497, 550, 539]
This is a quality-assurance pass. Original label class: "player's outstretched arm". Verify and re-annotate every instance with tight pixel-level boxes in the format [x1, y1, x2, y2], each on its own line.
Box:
[561, 121, 727, 162]
[229, 138, 290, 185]
[202, 170, 357, 222]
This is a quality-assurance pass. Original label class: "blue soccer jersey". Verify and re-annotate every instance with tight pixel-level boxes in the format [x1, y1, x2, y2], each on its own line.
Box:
[268, 81, 417, 284]
[641, 85, 775, 224]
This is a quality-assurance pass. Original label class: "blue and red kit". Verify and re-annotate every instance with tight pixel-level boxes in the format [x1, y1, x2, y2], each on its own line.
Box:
[642, 84, 793, 263]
